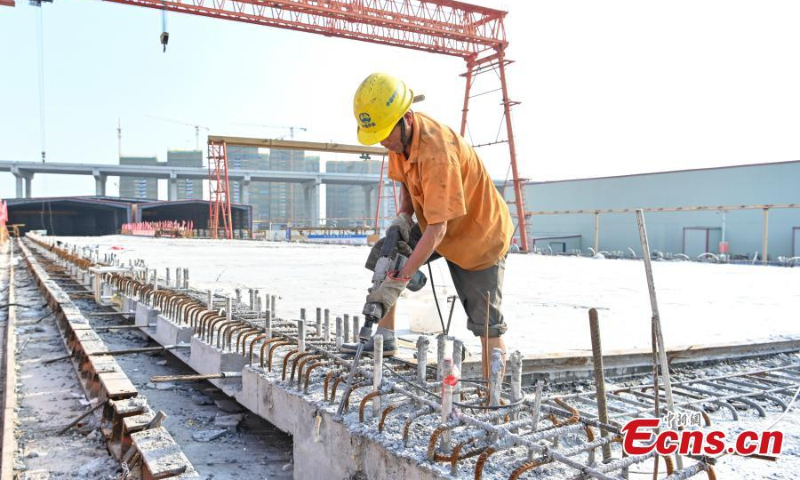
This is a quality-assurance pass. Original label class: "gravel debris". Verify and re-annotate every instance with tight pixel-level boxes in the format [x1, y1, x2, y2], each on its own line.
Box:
[192, 429, 228, 442]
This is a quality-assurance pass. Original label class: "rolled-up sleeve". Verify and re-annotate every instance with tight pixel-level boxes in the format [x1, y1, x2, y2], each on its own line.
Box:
[420, 157, 466, 224]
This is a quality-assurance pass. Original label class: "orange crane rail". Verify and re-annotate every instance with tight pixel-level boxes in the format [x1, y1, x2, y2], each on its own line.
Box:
[96, 0, 507, 57]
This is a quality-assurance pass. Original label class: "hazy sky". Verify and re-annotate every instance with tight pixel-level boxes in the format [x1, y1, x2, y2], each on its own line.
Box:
[1, 1, 799, 199]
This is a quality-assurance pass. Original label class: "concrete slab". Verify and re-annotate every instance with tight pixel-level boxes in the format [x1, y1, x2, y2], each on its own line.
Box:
[115, 289, 447, 479]
[237, 367, 261, 416]
[154, 315, 194, 347]
[188, 337, 244, 394]
[135, 303, 158, 328]
[235, 366, 441, 480]
[122, 298, 137, 319]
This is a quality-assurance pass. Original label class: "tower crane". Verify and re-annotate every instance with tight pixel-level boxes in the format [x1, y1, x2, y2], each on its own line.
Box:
[148, 115, 210, 151]
[232, 123, 308, 140]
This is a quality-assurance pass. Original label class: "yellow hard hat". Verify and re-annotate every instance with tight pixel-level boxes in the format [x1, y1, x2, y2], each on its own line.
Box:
[353, 73, 414, 145]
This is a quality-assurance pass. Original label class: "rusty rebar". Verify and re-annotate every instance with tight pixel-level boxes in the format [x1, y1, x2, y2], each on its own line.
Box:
[588, 308, 613, 463]
[474, 447, 496, 480]
[296, 354, 324, 386]
[281, 349, 300, 381]
[303, 361, 327, 393]
[358, 391, 383, 422]
[267, 341, 293, 372]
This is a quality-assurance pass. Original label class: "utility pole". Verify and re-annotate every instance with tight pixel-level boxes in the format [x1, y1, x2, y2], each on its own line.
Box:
[117, 118, 122, 159]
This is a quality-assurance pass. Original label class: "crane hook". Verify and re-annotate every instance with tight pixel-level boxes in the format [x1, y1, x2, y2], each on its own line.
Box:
[160, 6, 169, 52]
[160, 31, 169, 52]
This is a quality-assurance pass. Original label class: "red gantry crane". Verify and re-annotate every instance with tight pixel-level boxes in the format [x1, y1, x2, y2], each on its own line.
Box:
[21, 0, 530, 248]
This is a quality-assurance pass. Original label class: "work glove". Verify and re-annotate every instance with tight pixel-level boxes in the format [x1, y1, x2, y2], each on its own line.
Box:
[396, 240, 413, 257]
[364, 239, 412, 272]
[366, 271, 411, 316]
[390, 213, 413, 242]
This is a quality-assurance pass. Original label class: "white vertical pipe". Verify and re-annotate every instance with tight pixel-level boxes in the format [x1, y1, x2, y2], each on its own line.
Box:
[509, 351, 522, 422]
[489, 348, 503, 407]
[335, 317, 343, 349]
[762, 208, 770, 265]
[323, 309, 330, 342]
[372, 334, 384, 416]
[297, 320, 305, 353]
[593, 212, 600, 253]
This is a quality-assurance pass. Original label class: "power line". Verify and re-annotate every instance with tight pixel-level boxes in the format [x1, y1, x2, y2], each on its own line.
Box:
[35, 5, 47, 163]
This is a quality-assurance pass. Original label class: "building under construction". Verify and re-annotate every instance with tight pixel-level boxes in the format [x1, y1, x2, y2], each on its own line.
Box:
[326, 158, 392, 228]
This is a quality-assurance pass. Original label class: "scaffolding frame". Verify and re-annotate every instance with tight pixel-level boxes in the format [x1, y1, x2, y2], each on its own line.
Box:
[207, 141, 233, 239]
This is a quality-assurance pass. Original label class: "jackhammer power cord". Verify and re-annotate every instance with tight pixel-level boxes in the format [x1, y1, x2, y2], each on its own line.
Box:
[427, 263, 446, 333]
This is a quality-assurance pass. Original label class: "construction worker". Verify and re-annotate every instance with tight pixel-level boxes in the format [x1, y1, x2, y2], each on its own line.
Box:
[343, 72, 514, 377]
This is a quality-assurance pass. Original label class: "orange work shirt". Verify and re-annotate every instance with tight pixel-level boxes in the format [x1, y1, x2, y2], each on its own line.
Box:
[387, 112, 513, 271]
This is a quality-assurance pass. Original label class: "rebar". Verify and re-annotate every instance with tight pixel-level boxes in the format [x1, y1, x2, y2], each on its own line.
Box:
[589, 308, 613, 463]
[48, 239, 794, 480]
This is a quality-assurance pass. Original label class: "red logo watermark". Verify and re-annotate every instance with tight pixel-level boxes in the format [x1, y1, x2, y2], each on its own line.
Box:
[621, 418, 784, 457]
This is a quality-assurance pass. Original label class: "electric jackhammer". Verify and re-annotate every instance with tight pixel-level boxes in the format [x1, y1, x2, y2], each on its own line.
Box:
[335, 224, 427, 418]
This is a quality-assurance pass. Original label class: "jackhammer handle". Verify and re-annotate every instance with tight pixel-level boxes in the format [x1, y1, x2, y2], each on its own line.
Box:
[381, 225, 401, 257]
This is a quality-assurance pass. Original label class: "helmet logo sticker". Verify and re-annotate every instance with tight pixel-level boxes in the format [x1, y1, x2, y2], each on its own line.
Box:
[359, 112, 376, 129]
[386, 88, 398, 107]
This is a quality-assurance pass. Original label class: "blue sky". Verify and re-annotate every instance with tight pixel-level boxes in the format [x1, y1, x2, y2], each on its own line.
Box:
[1, 1, 799, 199]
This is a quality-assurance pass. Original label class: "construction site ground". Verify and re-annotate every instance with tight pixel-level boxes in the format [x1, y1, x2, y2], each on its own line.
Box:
[59, 236, 800, 357]
[2, 235, 799, 479]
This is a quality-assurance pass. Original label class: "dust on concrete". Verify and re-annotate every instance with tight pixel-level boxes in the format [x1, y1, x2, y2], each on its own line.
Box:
[59, 235, 800, 359]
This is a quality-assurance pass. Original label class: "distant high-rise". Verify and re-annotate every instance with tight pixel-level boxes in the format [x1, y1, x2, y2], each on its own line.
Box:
[326, 159, 390, 228]
[226, 146, 268, 204]
[117, 147, 322, 225]
[227, 146, 270, 225]
[270, 149, 320, 226]
[166, 150, 203, 200]
[119, 156, 158, 200]
[225, 146, 320, 228]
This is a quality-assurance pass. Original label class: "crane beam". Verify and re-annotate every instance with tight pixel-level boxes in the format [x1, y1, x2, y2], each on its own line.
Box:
[94, 0, 507, 58]
[207, 136, 386, 156]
